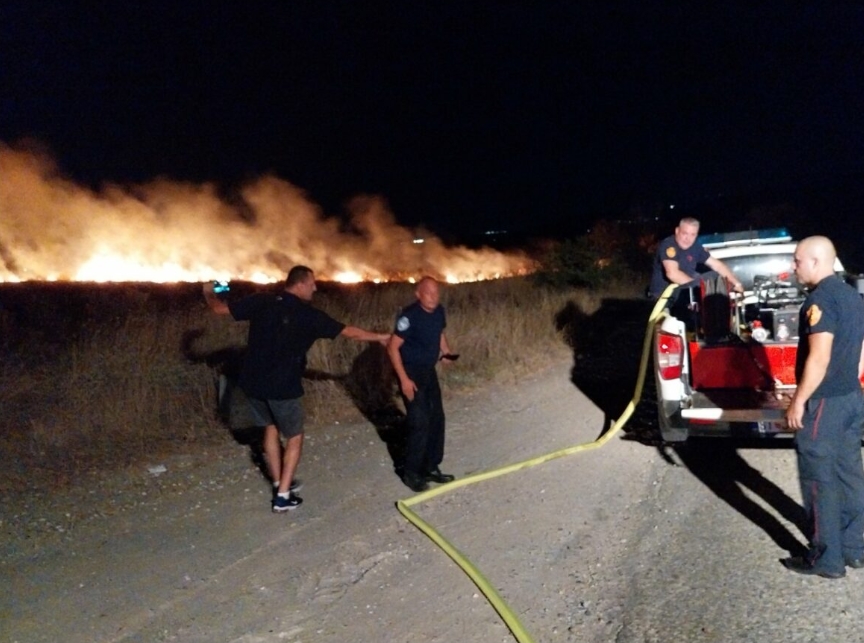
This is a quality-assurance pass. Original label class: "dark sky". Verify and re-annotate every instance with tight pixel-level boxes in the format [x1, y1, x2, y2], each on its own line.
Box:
[2, 1, 863, 239]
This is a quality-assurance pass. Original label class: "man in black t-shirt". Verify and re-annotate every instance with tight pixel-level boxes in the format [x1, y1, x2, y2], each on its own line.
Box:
[782, 236, 864, 578]
[204, 266, 389, 512]
[387, 277, 457, 492]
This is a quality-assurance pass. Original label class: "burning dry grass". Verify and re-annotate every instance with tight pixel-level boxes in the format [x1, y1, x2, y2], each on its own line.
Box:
[0, 277, 640, 488]
[0, 143, 532, 284]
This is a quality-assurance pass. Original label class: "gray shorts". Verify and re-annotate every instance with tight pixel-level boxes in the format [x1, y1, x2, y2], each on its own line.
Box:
[248, 397, 304, 438]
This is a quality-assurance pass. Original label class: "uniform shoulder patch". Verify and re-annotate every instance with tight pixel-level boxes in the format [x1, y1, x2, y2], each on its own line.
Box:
[665, 246, 677, 258]
[396, 316, 410, 332]
[807, 304, 822, 327]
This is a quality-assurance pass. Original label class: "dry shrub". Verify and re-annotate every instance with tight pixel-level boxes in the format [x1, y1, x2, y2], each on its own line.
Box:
[0, 276, 643, 484]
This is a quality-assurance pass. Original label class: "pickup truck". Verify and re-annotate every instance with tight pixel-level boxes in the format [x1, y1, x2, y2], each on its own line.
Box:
[652, 228, 863, 442]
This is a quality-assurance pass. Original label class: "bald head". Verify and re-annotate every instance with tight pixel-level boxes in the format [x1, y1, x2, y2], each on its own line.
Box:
[415, 276, 441, 312]
[794, 235, 837, 287]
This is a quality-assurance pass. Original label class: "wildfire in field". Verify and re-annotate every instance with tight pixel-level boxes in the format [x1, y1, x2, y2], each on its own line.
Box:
[0, 143, 533, 284]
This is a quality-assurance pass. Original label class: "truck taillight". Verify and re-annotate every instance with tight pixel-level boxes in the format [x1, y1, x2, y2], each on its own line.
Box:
[656, 331, 684, 380]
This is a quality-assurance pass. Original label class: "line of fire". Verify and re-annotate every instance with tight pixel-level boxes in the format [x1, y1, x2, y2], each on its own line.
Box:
[0, 145, 533, 285]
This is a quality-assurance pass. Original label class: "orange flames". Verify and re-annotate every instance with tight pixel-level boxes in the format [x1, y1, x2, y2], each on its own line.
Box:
[0, 142, 533, 284]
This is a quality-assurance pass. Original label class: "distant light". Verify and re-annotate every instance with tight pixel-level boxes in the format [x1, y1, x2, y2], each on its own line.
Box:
[413, 238, 425, 244]
[484, 229, 507, 235]
[669, 204, 675, 209]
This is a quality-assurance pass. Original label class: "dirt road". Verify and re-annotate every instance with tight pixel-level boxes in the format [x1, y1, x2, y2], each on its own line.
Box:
[4, 358, 864, 643]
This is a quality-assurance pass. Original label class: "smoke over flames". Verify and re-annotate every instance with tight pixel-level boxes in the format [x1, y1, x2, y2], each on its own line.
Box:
[0, 142, 532, 284]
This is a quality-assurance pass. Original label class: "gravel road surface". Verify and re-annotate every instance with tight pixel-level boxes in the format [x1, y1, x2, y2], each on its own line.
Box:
[4, 342, 864, 643]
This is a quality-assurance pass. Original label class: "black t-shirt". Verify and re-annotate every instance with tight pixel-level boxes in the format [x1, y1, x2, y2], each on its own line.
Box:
[229, 292, 344, 399]
[796, 275, 864, 399]
[393, 301, 446, 369]
[649, 235, 711, 298]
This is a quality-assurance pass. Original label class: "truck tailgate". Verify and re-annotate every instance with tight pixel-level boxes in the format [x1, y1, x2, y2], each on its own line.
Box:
[680, 389, 792, 424]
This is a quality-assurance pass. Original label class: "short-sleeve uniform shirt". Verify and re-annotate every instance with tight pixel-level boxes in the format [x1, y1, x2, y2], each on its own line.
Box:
[229, 292, 344, 399]
[393, 301, 446, 370]
[649, 235, 711, 298]
[795, 275, 864, 399]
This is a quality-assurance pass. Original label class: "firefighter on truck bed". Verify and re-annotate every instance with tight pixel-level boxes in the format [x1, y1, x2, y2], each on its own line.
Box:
[649, 217, 744, 299]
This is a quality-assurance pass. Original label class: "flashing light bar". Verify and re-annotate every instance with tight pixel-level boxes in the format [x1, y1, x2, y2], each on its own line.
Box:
[700, 227, 792, 248]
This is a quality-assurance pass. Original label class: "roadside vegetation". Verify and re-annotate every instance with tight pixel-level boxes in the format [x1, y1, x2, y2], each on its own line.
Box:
[532, 219, 657, 289]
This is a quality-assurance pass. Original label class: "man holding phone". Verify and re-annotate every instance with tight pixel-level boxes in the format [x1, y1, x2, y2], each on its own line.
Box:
[387, 276, 457, 492]
[204, 266, 390, 512]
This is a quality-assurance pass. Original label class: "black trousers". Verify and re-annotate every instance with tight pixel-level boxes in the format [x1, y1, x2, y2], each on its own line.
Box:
[795, 389, 864, 573]
[402, 365, 445, 477]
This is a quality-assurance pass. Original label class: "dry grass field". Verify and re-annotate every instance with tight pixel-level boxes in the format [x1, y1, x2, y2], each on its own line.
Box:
[0, 277, 641, 490]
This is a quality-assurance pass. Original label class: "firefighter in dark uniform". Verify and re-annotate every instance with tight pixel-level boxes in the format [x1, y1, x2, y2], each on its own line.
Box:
[783, 236, 864, 578]
[648, 217, 743, 298]
[387, 276, 457, 492]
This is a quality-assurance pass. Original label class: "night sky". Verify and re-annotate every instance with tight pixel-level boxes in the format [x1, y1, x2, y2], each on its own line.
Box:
[2, 2, 863, 241]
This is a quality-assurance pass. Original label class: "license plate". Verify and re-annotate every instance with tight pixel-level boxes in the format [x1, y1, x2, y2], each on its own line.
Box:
[754, 421, 787, 434]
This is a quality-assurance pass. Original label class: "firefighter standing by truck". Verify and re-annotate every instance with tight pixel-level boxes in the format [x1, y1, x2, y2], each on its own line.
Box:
[782, 236, 864, 578]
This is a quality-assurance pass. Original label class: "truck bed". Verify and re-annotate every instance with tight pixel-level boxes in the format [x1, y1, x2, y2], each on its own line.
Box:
[688, 340, 797, 389]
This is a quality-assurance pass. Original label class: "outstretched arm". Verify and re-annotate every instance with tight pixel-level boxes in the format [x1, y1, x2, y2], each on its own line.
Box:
[705, 256, 744, 293]
[340, 325, 390, 345]
[202, 282, 230, 315]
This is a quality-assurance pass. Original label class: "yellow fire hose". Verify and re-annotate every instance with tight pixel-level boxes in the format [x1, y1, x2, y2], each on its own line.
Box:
[395, 286, 675, 643]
